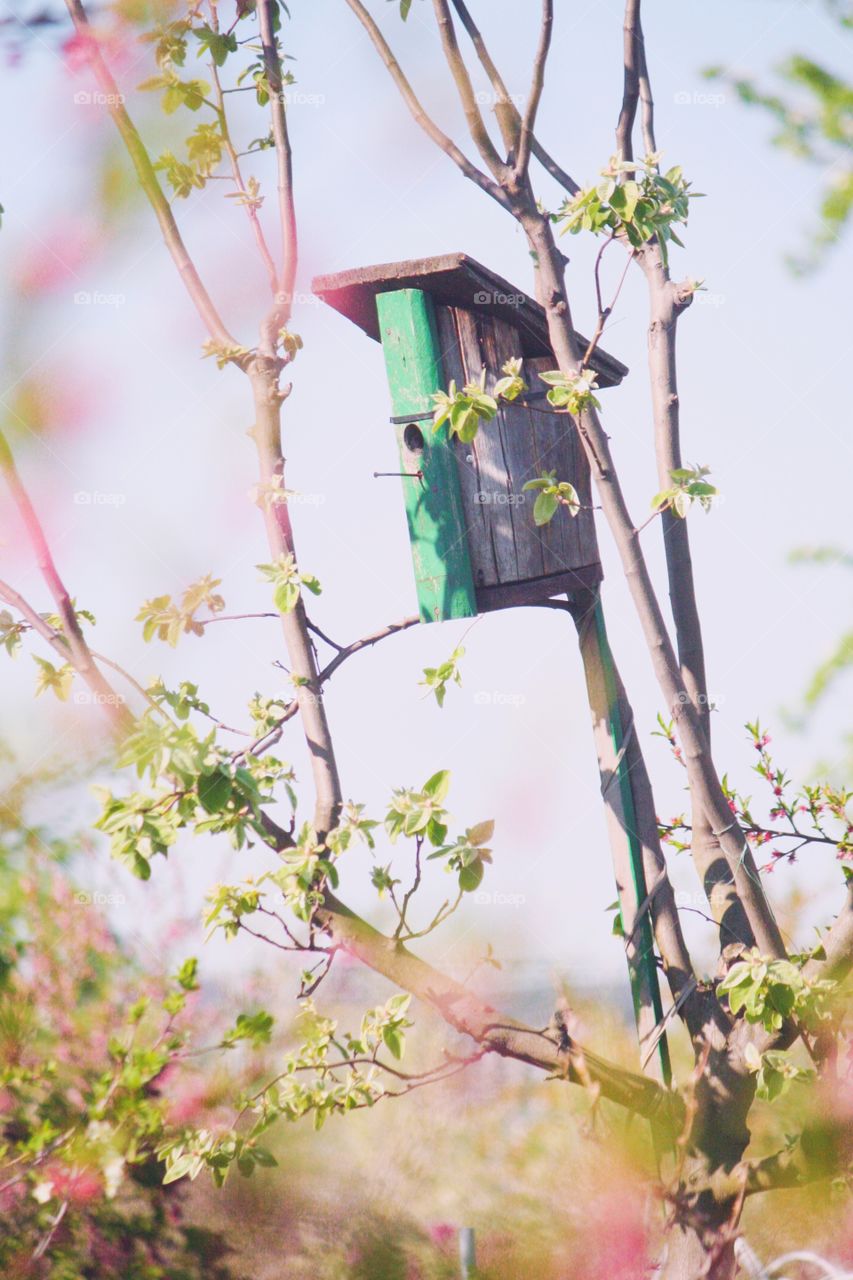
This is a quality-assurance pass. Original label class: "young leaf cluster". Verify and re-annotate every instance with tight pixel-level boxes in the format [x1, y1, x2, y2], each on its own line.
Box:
[136, 574, 225, 646]
[651, 464, 718, 519]
[257, 555, 322, 614]
[556, 153, 697, 264]
[420, 646, 464, 707]
[537, 367, 600, 415]
[523, 470, 581, 526]
[432, 359, 528, 443]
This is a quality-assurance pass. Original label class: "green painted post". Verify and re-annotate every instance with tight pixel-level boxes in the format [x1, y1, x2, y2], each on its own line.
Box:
[574, 594, 672, 1088]
[593, 598, 671, 1086]
[375, 289, 477, 623]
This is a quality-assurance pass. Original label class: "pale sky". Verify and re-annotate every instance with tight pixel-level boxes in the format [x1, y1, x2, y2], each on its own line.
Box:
[0, 0, 850, 1007]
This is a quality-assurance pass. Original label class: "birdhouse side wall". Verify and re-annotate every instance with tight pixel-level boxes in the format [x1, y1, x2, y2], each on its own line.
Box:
[434, 305, 601, 606]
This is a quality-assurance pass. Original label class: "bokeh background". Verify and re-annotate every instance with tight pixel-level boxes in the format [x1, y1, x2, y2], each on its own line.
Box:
[0, 1, 851, 1272]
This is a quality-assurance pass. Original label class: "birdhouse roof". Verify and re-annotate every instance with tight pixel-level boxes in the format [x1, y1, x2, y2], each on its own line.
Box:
[311, 252, 628, 388]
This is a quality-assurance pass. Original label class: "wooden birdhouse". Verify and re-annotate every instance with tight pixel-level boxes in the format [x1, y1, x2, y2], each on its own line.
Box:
[312, 254, 628, 623]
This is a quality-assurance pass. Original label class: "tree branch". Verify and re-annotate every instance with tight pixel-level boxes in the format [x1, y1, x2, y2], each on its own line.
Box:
[343, 0, 509, 209]
[520, 209, 786, 962]
[248, 364, 343, 834]
[314, 889, 680, 1131]
[258, 0, 298, 335]
[430, 0, 508, 178]
[63, 0, 238, 351]
[209, 52, 278, 296]
[447, 0, 518, 153]
[619, 0, 749, 948]
[514, 0, 553, 181]
[317, 615, 419, 682]
[615, 0, 642, 162]
[0, 436, 131, 732]
[447, 0, 578, 192]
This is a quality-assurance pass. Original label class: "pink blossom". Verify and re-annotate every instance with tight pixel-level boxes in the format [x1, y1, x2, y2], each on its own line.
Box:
[428, 1222, 456, 1249]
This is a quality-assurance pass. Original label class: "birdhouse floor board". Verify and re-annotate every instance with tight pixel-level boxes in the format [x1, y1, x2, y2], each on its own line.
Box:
[476, 563, 602, 612]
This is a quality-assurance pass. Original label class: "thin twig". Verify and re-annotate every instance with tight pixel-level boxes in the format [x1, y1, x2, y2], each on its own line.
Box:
[64, 0, 237, 349]
[514, 0, 553, 180]
[343, 0, 510, 209]
[209, 48, 279, 295]
[431, 0, 507, 179]
[258, 0, 298, 331]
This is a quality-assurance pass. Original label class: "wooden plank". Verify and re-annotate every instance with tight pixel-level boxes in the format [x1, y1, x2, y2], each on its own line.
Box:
[525, 355, 599, 571]
[376, 289, 477, 623]
[434, 306, 498, 590]
[452, 308, 519, 587]
[479, 316, 546, 584]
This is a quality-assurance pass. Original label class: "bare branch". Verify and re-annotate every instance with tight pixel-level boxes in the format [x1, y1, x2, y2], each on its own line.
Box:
[63, 0, 238, 351]
[318, 616, 419, 682]
[615, 0, 654, 162]
[0, 579, 74, 664]
[520, 210, 787, 961]
[615, 0, 642, 162]
[620, 1, 741, 947]
[514, 0, 553, 181]
[0, 437, 131, 732]
[209, 54, 279, 296]
[431, 0, 508, 178]
[448, 0, 519, 152]
[447, 1, 581, 194]
[343, 0, 509, 208]
[258, 0, 298, 337]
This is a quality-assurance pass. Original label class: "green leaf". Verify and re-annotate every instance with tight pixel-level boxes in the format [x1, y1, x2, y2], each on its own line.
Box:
[533, 490, 559, 526]
[458, 856, 484, 893]
[175, 956, 200, 991]
[382, 1025, 404, 1059]
[198, 767, 233, 814]
[423, 770, 451, 803]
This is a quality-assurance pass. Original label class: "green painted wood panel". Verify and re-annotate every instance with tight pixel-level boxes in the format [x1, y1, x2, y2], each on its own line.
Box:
[592, 598, 672, 1087]
[376, 288, 477, 623]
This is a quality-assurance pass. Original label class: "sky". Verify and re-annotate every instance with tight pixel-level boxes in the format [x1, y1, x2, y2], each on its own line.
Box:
[0, 0, 851, 1016]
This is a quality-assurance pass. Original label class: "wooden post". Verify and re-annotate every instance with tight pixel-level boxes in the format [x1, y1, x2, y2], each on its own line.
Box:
[459, 1227, 476, 1278]
[376, 288, 477, 623]
[572, 591, 672, 1086]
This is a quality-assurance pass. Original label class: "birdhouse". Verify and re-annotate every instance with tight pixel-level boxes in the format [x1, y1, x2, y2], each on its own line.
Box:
[312, 254, 627, 623]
